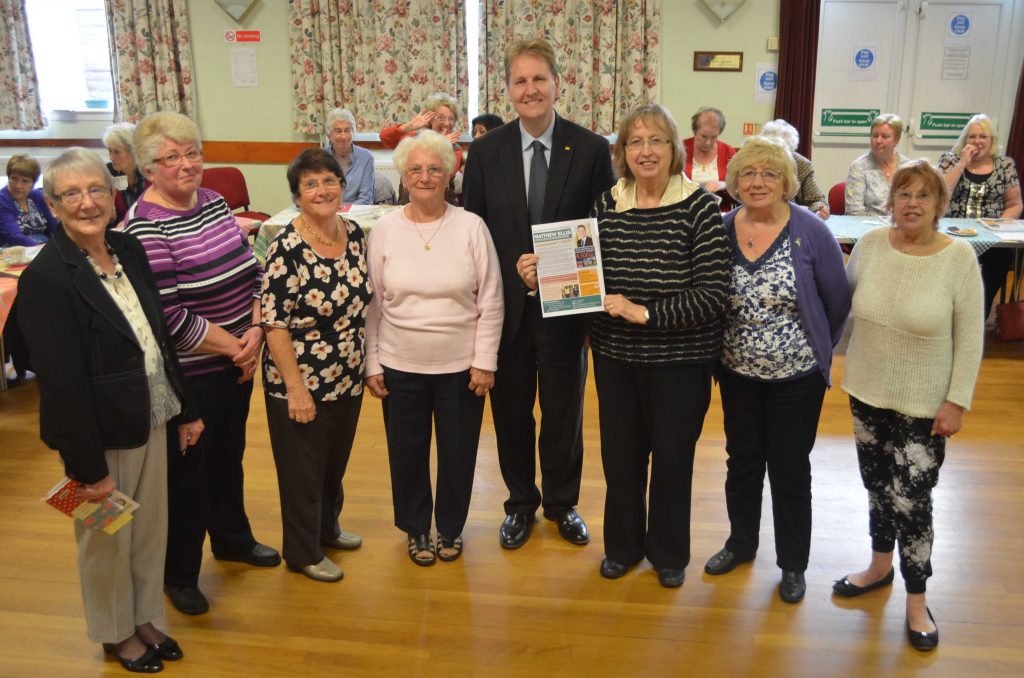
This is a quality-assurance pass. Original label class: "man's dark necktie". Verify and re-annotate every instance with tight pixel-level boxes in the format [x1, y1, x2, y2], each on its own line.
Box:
[528, 139, 547, 225]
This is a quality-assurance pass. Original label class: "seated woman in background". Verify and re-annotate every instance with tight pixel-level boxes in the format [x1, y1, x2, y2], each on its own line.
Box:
[261, 149, 371, 583]
[1, 154, 59, 246]
[379, 92, 464, 172]
[19, 147, 203, 673]
[683, 106, 738, 211]
[471, 113, 504, 139]
[103, 122, 147, 225]
[937, 114, 1022, 320]
[760, 119, 830, 219]
[845, 113, 909, 216]
[324, 108, 375, 205]
[364, 131, 503, 567]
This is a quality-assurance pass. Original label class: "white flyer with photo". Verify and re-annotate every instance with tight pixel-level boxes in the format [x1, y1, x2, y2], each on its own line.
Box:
[531, 218, 606, 318]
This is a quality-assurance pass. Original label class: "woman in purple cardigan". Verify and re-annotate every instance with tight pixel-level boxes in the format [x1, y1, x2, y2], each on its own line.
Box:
[1, 154, 59, 246]
[703, 137, 851, 604]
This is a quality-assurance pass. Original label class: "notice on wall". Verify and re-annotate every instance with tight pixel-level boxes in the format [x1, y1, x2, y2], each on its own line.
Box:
[945, 11, 973, 46]
[941, 45, 971, 80]
[754, 63, 778, 105]
[849, 45, 878, 81]
[230, 47, 258, 87]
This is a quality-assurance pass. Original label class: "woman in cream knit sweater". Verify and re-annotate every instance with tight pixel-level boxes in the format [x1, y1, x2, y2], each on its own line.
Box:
[833, 160, 983, 651]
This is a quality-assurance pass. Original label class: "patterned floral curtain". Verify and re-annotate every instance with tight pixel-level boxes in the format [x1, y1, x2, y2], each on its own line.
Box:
[104, 0, 197, 122]
[0, 0, 45, 130]
[479, 0, 660, 135]
[289, 0, 468, 135]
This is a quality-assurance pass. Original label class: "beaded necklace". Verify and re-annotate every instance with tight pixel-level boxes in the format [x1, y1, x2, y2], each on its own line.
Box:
[81, 241, 124, 280]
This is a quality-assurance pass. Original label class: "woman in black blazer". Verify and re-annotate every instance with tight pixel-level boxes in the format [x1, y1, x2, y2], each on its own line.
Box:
[18, 148, 203, 674]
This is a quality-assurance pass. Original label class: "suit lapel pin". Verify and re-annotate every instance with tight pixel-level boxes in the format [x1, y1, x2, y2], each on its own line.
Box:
[795, 237, 802, 247]
[564, 146, 571, 151]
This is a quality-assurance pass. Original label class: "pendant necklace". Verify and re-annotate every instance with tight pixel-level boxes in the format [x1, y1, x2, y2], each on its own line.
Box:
[411, 207, 447, 252]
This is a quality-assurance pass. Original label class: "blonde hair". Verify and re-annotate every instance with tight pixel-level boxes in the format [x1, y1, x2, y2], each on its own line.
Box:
[612, 104, 684, 182]
[505, 38, 559, 82]
[870, 113, 904, 143]
[103, 122, 136, 153]
[423, 93, 459, 122]
[725, 136, 799, 202]
[952, 114, 999, 159]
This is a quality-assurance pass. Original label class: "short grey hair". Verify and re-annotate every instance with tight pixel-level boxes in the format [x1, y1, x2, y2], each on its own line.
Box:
[43, 147, 114, 202]
[760, 119, 800, 151]
[392, 130, 456, 176]
[325, 108, 357, 133]
[691, 106, 726, 133]
[103, 122, 136, 152]
[424, 93, 459, 121]
[133, 111, 202, 173]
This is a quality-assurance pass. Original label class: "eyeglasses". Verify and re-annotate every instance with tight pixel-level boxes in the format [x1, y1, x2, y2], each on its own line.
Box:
[299, 178, 343, 193]
[154, 149, 203, 168]
[57, 186, 112, 206]
[625, 136, 670, 152]
[738, 169, 781, 184]
[406, 165, 446, 178]
[894, 191, 933, 204]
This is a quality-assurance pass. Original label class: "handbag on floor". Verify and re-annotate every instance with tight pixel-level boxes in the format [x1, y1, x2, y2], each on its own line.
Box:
[995, 255, 1024, 341]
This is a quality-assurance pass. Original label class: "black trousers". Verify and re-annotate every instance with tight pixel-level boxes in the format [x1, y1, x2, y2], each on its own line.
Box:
[164, 369, 257, 588]
[490, 297, 587, 516]
[265, 392, 362, 568]
[718, 368, 827, 572]
[979, 248, 1012, 320]
[594, 355, 712, 570]
[382, 367, 485, 538]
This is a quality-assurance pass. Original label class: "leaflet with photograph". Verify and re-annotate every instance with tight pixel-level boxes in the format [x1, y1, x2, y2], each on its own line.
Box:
[43, 477, 140, 535]
[531, 218, 605, 318]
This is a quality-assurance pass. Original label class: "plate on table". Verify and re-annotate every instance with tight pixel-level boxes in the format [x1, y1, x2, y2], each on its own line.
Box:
[947, 226, 977, 237]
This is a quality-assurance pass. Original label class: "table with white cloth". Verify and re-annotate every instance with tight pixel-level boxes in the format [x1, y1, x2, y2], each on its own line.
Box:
[252, 204, 399, 264]
[826, 215, 1023, 256]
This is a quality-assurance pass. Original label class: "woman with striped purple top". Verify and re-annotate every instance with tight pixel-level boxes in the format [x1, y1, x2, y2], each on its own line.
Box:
[125, 112, 280, 617]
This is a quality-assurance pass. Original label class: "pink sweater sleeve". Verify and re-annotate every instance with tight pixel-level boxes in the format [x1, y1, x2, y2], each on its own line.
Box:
[469, 218, 504, 371]
[363, 224, 386, 378]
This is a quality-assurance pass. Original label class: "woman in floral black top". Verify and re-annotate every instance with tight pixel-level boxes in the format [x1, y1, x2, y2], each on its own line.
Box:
[261, 149, 372, 583]
[937, 114, 1022, 319]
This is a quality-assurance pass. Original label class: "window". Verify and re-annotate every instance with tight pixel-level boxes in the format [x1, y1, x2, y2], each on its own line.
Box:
[24, 0, 114, 113]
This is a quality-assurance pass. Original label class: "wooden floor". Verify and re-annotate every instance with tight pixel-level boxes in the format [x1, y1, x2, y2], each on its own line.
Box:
[1, 337, 1023, 678]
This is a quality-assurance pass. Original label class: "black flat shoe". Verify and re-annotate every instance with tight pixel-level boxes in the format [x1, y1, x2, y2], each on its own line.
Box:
[704, 547, 754, 576]
[546, 508, 590, 545]
[779, 571, 806, 604]
[499, 513, 535, 549]
[832, 567, 895, 597]
[214, 542, 281, 567]
[907, 607, 939, 651]
[599, 558, 630, 579]
[656, 567, 685, 588]
[103, 644, 164, 673]
[146, 635, 182, 661]
[164, 585, 209, 615]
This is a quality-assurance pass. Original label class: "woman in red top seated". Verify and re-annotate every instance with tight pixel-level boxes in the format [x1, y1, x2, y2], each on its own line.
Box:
[683, 107, 738, 211]
[379, 93, 464, 172]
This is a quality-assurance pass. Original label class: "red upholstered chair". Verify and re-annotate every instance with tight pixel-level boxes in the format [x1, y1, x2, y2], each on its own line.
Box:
[828, 182, 846, 216]
[200, 167, 271, 221]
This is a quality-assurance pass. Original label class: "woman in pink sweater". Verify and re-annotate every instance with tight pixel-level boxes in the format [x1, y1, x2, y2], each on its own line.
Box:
[364, 131, 503, 566]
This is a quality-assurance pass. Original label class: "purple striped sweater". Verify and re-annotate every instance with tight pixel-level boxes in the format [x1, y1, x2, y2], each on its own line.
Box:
[125, 188, 262, 377]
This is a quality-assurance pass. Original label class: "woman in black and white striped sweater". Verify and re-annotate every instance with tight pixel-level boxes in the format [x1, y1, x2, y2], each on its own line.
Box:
[588, 104, 732, 587]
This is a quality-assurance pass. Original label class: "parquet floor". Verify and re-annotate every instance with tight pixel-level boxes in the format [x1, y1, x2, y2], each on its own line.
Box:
[1, 338, 1023, 677]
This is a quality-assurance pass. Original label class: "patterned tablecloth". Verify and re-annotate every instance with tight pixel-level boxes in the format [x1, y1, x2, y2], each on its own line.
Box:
[252, 204, 399, 264]
[827, 215, 1021, 256]
[0, 277, 17, 336]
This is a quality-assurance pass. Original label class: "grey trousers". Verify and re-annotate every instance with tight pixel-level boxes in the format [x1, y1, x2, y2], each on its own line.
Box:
[75, 424, 168, 643]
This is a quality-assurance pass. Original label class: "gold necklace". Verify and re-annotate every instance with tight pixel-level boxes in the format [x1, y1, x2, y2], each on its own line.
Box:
[891, 227, 936, 254]
[298, 215, 339, 246]
[408, 206, 447, 252]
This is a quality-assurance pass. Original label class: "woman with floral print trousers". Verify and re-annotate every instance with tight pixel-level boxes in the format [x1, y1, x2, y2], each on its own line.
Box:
[261, 149, 372, 583]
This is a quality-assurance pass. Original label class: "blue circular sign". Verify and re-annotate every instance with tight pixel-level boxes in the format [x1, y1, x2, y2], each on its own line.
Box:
[854, 49, 874, 69]
[759, 71, 777, 91]
[950, 14, 970, 35]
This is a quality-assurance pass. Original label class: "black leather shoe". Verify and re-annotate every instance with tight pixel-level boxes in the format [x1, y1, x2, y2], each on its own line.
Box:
[215, 542, 282, 567]
[907, 607, 939, 651]
[656, 567, 685, 588]
[103, 645, 164, 673]
[832, 567, 895, 597]
[547, 508, 590, 545]
[164, 585, 209, 615]
[499, 513, 535, 549]
[704, 547, 754, 576]
[779, 571, 806, 604]
[599, 558, 630, 579]
[146, 635, 182, 661]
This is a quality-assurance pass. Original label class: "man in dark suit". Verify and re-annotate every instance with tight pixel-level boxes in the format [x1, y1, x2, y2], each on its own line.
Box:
[463, 38, 614, 550]
[576, 224, 594, 248]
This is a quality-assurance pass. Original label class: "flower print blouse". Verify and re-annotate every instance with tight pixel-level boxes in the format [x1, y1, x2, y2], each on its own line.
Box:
[260, 219, 372, 401]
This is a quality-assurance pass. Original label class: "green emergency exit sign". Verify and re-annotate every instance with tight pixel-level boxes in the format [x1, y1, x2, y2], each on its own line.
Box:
[819, 108, 881, 136]
[919, 112, 975, 138]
